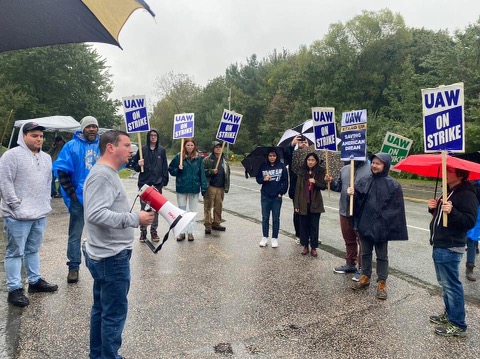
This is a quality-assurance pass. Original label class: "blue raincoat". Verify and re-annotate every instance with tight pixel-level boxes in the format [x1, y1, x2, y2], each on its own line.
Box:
[53, 130, 100, 209]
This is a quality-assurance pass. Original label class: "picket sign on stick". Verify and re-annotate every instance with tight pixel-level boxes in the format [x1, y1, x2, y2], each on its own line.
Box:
[442, 151, 448, 227]
[179, 138, 185, 168]
[215, 141, 226, 170]
[349, 159, 354, 216]
[325, 151, 330, 196]
[137, 133, 144, 173]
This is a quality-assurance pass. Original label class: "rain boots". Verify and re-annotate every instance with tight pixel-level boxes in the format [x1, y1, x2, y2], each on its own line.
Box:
[466, 263, 476, 282]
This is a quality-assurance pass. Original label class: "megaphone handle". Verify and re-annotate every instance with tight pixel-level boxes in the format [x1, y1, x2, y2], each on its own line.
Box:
[145, 215, 183, 254]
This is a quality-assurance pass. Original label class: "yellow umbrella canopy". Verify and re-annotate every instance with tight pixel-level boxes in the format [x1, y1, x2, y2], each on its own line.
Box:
[0, 0, 155, 53]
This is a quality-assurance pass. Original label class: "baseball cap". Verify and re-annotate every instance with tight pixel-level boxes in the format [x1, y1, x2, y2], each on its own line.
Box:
[23, 122, 46, 134]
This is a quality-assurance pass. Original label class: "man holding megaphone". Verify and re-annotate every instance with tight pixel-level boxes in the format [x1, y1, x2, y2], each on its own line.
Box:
[83, 130, 154, 359]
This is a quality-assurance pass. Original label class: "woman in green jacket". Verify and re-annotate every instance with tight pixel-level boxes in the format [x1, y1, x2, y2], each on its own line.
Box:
[168, 138, 208, 241]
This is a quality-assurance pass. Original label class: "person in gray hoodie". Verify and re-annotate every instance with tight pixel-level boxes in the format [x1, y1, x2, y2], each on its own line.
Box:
[0, 122, 58, 307]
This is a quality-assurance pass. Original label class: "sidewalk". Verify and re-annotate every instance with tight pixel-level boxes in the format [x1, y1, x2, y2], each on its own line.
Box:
[1, 177, 480, 358]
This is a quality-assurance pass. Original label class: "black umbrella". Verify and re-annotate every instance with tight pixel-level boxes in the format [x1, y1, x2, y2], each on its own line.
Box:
[277, 120, 315, 147]
[0, 0, 155, 53]
[241, 146, 287, 178]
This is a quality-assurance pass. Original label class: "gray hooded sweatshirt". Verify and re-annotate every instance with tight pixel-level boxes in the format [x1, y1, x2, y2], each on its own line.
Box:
[0, 125, 52, 220]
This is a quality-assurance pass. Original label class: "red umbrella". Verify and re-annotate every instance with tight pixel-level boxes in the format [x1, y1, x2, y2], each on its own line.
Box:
[393, 154, 480, 180]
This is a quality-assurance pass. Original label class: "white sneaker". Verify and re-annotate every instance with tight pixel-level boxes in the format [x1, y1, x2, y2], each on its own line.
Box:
[294, 237, 301, 245]
[259, 237, 269, 247]
[271, 238, 278, 248]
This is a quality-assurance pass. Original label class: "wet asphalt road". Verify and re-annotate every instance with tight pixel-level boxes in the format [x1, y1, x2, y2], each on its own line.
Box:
[0, 167, 480, 358]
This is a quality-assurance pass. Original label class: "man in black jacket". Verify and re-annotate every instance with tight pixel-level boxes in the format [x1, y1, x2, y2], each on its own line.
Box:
[132, 129, 169, 242]
[427, 167, 478, 337]
[349, 153, 408, 300]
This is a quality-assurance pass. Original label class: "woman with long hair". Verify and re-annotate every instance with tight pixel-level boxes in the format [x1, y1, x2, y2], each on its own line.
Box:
[168, 138, 208, 241]
[294, 152, 327, 257]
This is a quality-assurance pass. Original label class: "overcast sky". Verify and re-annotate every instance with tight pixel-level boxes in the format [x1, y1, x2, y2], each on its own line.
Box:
[93, 0, 480, 108]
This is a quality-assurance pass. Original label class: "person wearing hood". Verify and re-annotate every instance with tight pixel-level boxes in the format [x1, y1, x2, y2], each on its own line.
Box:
[53, 116, 100, 284]
[427, 167, 478, 337]
[203, 141, 231, 234]
[0, 122, 58, 307]
[256, 148, 288, 248]
[132, 129, 169, 242]
[348, 152, 408, 300]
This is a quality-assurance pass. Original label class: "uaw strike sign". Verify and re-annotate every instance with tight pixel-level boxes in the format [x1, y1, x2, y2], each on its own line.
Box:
[380, 132, 413, 167]
[173, 113, 194, 139]
[312, 107, 337, 151]
[122, 95, 149, 133]
[216, 109, 243, 144]
[340, 109, 367, 161]
[422, 82, 464, 153]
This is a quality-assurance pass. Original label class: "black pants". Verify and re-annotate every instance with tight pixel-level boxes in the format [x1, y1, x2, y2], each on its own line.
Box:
[299, 205, 320, 248]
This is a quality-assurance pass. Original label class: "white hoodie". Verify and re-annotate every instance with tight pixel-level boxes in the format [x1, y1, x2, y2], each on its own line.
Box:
[0, 124, 52, 220]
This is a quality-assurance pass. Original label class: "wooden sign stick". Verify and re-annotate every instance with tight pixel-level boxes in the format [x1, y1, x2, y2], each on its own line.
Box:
[215, 142, 226, 170]
[442, 150, 448, 227]
[179, 138, 185, 168]
[349, 159, 354, 216]
[137, 133, 144, 173]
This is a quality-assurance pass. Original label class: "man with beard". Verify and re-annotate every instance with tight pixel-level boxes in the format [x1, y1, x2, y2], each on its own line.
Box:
[53, 116, 100, 284]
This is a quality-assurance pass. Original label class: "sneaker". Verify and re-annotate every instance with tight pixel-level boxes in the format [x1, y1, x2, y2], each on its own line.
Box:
[434, 322, 467, 337]
[271, 238, 278, 248]
[205, 227, 212, 234]
[352, 270, 362, 282]
[301, 247, 309, 255]
[311, 248, 318, 257]
[212, 225, 226, 231]
[176, 233, 186, 241]
[28, 278, 58, 293]
[259, 237, 268, 247]
[139, 231, 147, 243]
[67, 269, 79, 284]
[294, 237, 301, 245]
[151, 232, 160, 242]
[188, 233, 194, 241]
[376, 280, 387, 300]
[334, 264, 357, 274]
[7, 288, 29, 307]
[351, 275, 370, 290]
[466, 265, 476, 282]
[429, 312, 449, 325]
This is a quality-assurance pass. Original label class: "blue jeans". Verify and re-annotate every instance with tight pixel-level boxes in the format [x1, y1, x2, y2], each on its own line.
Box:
[85, 249, 131, 359]
[67, 199, 84, 270]
[433, 247, 466, 330]
[3, 217, 46, 291]
[261, 195, 282, 238]
[176, 193, 199, 234]
[466, 238, 478, 265]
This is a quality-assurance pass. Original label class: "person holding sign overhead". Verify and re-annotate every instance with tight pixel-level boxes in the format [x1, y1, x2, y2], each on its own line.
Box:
[168, 138, 208, 241]
[349, 153, 408, 300]
[256, 148, 288, 248]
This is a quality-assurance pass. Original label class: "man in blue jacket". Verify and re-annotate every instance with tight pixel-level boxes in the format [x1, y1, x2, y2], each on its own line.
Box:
[53, 116, 100, 284]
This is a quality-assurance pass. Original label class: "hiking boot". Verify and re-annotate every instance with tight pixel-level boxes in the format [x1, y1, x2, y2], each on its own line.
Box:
[188, 233, 194, 241]
[28, 278, 58, 293]
[311, 248, 318, 257]
[271, 238, 278, 248]
[259, 237, 268, 247]
[212, 225, 226, 231]
[434, 322, 467, 337]
[8, 288, 29, 307]
[205, 227, 212, 234]
[151, 232, 160, 242]
[334, 264, 357, 274]
[466, 264, 476, 282]
[139, 231, 147, 243]
[176, 233, 186, 241]
[429, 312, 449, 325]
[301, 247, 309, 255]
[67, 269, 79, 284]
[352, 270, 362, 282]
[351, 275, 370, 290]
[376, 280, 387, 300]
